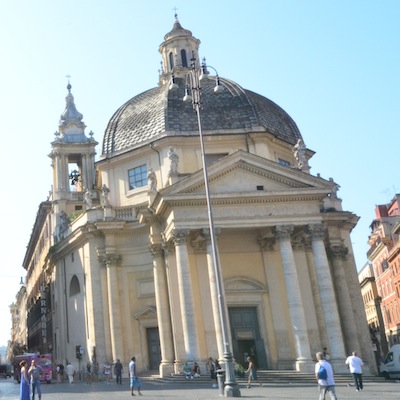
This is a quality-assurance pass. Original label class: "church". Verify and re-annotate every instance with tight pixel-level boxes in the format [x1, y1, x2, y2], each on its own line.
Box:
[23, 16, 375, 377]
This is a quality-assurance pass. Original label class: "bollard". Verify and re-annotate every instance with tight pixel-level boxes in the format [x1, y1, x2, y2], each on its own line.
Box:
[217, 369, 225, 396]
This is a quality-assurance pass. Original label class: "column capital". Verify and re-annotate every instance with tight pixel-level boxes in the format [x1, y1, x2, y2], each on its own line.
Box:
[98, 252, 121, 267]
[171, 228, 190, 245]
[273, 225, 294, 240]
[328, 245, 348, 260]
[291, 234, 306, 251]
[308, 223, 326, 241]
[149, 243, 164, 257]
[162, 240, 174, 256]
[258, 236, 276, 251]
[200, 227, 221, 242]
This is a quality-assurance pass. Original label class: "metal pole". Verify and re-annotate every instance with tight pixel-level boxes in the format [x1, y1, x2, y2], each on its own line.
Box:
[191, 68, 241, 397]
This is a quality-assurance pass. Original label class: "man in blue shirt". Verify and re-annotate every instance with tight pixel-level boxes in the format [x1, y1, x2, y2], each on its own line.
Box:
[29, 359, 43, 400]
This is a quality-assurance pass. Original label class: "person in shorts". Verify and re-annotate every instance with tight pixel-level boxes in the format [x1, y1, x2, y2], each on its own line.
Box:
[128, 357, 142, 396]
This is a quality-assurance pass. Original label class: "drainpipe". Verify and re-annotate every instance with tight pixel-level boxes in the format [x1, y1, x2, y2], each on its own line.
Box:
[150, 143, 163, 188]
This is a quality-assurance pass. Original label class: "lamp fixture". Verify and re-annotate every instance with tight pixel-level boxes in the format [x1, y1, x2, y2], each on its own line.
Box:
[169, 74, 179, 91]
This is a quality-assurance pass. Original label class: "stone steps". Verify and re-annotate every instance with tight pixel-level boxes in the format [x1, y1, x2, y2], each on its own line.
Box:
[142, 370, 385, 385]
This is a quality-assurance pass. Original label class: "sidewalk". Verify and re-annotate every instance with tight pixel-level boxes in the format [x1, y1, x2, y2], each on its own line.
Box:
[2, 377, 400, 399]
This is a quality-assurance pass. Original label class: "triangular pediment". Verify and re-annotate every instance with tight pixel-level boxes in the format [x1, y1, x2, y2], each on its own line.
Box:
[133, 305, 157, 320]
[161, 150, 333, 198]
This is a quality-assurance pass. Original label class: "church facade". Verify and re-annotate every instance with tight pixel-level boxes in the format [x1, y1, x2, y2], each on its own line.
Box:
[23, 17, 375, 376]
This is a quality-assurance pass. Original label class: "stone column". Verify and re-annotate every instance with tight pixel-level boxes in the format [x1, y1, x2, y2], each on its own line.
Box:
[103, 252, 124, 362]
[308, 224, 346, 369]
[81, 153, 88, 189]
[172, 228, 199, 362]
[274, 225, 313, 372]
[61, 154, 68, 191]
[201, 228, 225, 361]
[329, 245, 360, 353]
[273, 225, 313, 372]
[150, 243, 175, 377]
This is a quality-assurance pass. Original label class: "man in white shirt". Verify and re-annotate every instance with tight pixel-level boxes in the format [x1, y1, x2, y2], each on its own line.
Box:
[345, 351, 364, 391]
[66, 362, 75, 384]
[315, 352, 337, 400]
[128, 356, 142, 396]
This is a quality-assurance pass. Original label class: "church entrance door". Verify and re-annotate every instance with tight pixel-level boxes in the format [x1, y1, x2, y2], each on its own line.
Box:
[146, 327, 161, 370]
[229, 307, 267, 369]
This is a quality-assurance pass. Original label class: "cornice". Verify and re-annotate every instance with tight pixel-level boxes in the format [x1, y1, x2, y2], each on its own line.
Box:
[159, 191, 326, 209]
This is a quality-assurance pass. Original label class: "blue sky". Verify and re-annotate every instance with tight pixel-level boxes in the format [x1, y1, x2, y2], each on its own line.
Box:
[0, 0, 399, 346]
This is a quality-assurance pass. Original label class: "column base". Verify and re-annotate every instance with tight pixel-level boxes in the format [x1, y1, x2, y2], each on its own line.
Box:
[159, 362, 175, 378]
[295, 359, 315, 373]
[330, 359, 350, 374]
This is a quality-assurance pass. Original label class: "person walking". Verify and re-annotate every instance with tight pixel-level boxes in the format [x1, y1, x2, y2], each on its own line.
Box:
[315, 352, 337, 400]
[245, 356, 262, 388]
[29, 359, 43, 400]
[128, 357, 142, 396]
[86, 361, 92, 384]
[345, 351, 364, 392]
[66, 362, 75, 384]
[19, 360, 30, 400]
[114, 359, 123, 384]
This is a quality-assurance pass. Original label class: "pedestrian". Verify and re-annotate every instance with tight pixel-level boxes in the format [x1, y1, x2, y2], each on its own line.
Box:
[86, 361, 92, 384]
[103, 361, 111, 384]
[55, 364, 61, 383]
[183, 362, 193, 379]
[192, 362, 201, 378]
[245, 356, 262, 388]
[29, 359, 42, 400]
[323, 347, 331, 361]
[208, 357, 217, 388]
[114, 359, 123, 384]
[58, 363, 65, 382]
[128, 356, 142, 396]
[19, 360, 30, 400]
[92, 360, 99, 382]
[315, 351, 337, 400]
[345, 351, 364, 392]
[66, 362, 75, 384]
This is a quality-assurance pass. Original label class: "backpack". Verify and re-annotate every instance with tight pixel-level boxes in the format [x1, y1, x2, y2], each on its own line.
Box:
[317, 363, 328, 380]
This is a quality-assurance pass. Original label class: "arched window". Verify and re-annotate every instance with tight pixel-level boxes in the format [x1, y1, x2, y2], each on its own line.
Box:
[169, 52, 174, 70]
[181, 49, 187, 67]
[70, 275, 80, 297]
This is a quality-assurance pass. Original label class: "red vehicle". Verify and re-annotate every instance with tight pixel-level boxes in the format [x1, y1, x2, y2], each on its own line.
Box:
[13, 353, 52, 384]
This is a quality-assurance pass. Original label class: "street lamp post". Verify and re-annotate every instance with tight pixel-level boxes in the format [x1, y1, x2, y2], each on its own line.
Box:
[169, 56, 241, 397]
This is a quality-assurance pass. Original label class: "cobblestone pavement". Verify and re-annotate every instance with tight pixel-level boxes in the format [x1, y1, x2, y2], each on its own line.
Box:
[1, 377, 400, 399]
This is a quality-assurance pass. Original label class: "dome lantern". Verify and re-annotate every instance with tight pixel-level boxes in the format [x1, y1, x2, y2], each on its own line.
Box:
[159, 14, 201, 85]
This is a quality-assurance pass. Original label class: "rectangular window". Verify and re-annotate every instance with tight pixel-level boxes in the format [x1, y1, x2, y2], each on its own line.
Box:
[128, 165, 147, 190]
[278, 158, 290, 167]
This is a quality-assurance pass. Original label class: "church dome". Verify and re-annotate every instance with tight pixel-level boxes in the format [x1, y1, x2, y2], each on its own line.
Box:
[101, 76, 302, 156]
[101, 17, 303, 157]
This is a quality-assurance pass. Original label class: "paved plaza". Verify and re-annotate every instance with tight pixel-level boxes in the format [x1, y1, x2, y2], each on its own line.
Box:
[1, 376, 400, 400]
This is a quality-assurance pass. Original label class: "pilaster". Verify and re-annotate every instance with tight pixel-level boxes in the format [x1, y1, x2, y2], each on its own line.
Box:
[100, 252, 124, 362]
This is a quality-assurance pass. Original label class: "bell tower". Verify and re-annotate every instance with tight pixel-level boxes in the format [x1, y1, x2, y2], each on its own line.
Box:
[158, 14, 201, 85]
[49, 83, 98, 240]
